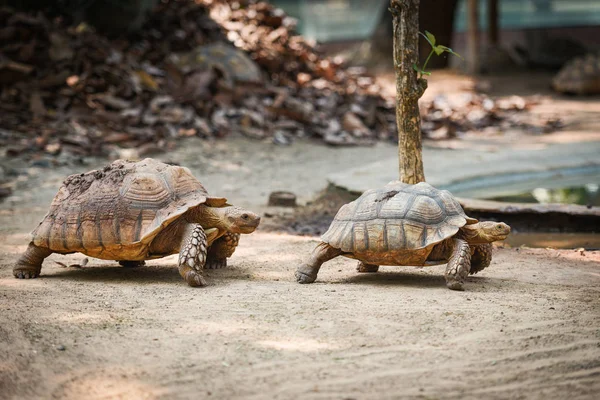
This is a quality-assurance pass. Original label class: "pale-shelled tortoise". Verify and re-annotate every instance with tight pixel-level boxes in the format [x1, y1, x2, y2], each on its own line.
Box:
[296, 181, 510, 290]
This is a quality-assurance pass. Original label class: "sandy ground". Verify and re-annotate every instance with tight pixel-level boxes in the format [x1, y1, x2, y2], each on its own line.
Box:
[1, 233, 599, 399]
[2, 72, 600, 399]
[2, 144, 600, 400]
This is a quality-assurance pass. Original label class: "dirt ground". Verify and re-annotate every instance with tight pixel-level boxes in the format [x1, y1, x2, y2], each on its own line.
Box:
[1, 234, 599, 399]
[2, 72, 600, 399]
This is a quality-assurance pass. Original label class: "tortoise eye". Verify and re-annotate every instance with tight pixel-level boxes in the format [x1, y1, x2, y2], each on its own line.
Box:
[241, 214, 249, 220]
[496, 224, 503, 229]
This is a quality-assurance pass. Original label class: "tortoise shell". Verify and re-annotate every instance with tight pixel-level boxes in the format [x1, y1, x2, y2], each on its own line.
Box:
[31, 158, 227, 260]
[552, 53, 600, 95]
[321, 181, 477, 254]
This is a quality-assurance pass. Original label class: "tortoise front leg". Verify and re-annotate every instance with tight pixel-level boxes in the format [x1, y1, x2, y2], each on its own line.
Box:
[178, 224, 208, 287]
[356, 261, 379, 273]
[295, 242, 342, 284]
[13, 242, 53, 279]
[469, 243, 492, 274]
[445, 238, 471, 291]
[205, 232, 240, 270]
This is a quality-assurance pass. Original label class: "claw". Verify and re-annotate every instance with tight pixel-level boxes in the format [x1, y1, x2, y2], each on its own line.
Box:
[184, 271, 208, 287]
[295, 270, 316, 284]
[204, 259, 227, 270]
[446, 281, 464, 291]
[295, 263, 319, 284]
[13, 266, 40, 280]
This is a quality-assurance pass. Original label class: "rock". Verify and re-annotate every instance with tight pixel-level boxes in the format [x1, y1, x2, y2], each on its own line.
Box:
[272, 131, 292, 145]
[268, 191, 297, 207]
[342, 112, 370, 137]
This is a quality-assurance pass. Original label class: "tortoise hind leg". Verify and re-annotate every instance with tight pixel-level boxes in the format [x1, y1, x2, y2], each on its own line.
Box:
[295, 242, 342, 284]
[470, 243, 492, 274]
[14, 242, 53, 279]
[178, 224, 208, 287]
[119, 260, 146, 268]
[445, 238, 471, 291]
[205, 232, 240, 270]
[356, 261, 379, 273]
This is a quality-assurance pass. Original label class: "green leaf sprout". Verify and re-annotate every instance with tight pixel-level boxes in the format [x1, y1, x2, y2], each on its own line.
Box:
[415, 31, 463, 78]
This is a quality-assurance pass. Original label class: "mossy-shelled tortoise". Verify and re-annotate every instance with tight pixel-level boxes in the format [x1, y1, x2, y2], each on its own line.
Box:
[13, 158, 260, 287]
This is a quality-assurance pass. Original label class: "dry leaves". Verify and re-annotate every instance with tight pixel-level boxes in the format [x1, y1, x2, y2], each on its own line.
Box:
[0, 0, 561, 162]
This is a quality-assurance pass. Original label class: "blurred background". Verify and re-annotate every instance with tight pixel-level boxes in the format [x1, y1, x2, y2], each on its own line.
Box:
[272, 0, 600, 72]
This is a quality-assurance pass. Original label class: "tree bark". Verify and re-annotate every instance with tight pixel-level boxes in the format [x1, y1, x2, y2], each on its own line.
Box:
[390, 0, 427, 184]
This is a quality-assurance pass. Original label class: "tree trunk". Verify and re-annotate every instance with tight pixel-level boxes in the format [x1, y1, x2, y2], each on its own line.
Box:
[467, 0, 480, 74]
[488, 0, 499, 46]
[390, 0, 427, 184]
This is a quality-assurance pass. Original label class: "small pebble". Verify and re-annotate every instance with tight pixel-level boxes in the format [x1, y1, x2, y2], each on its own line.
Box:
[56, 345, 66, 351]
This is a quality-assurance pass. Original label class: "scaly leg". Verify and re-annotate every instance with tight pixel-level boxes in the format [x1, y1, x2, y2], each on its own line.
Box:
[205, 232, 240, 270]
[356, 261, 379, 273]
[178, 224, 208, 287]
[445, 238, 471, 291]
[119, 260, 146, 268]
[469, 243, 492, 274]
[13, 242, 53, 279]
[295, 242, 342, 284]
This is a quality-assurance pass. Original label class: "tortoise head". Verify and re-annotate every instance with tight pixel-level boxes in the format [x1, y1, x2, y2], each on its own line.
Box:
[462, 221, 511, 244]
[221, 206, 261, 234]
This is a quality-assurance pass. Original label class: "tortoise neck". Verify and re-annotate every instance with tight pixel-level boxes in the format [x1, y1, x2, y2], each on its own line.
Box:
[188, 205, 229, 230]
[458, 223, 488, 244]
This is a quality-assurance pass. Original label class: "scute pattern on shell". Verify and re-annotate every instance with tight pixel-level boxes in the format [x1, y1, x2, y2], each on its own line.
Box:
[31, 158, 226, 259]
[322, 181, 477, 253]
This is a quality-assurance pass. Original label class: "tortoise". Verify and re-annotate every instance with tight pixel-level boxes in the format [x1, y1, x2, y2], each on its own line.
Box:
[552, 53, 600, 95]
[13, 158, 261, 287]
[295, 181, 510, 290]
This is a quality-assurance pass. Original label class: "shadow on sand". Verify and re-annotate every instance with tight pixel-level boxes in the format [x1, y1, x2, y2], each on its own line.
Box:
[39, 263, 252, 286]
[338, 269, 496, 291]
